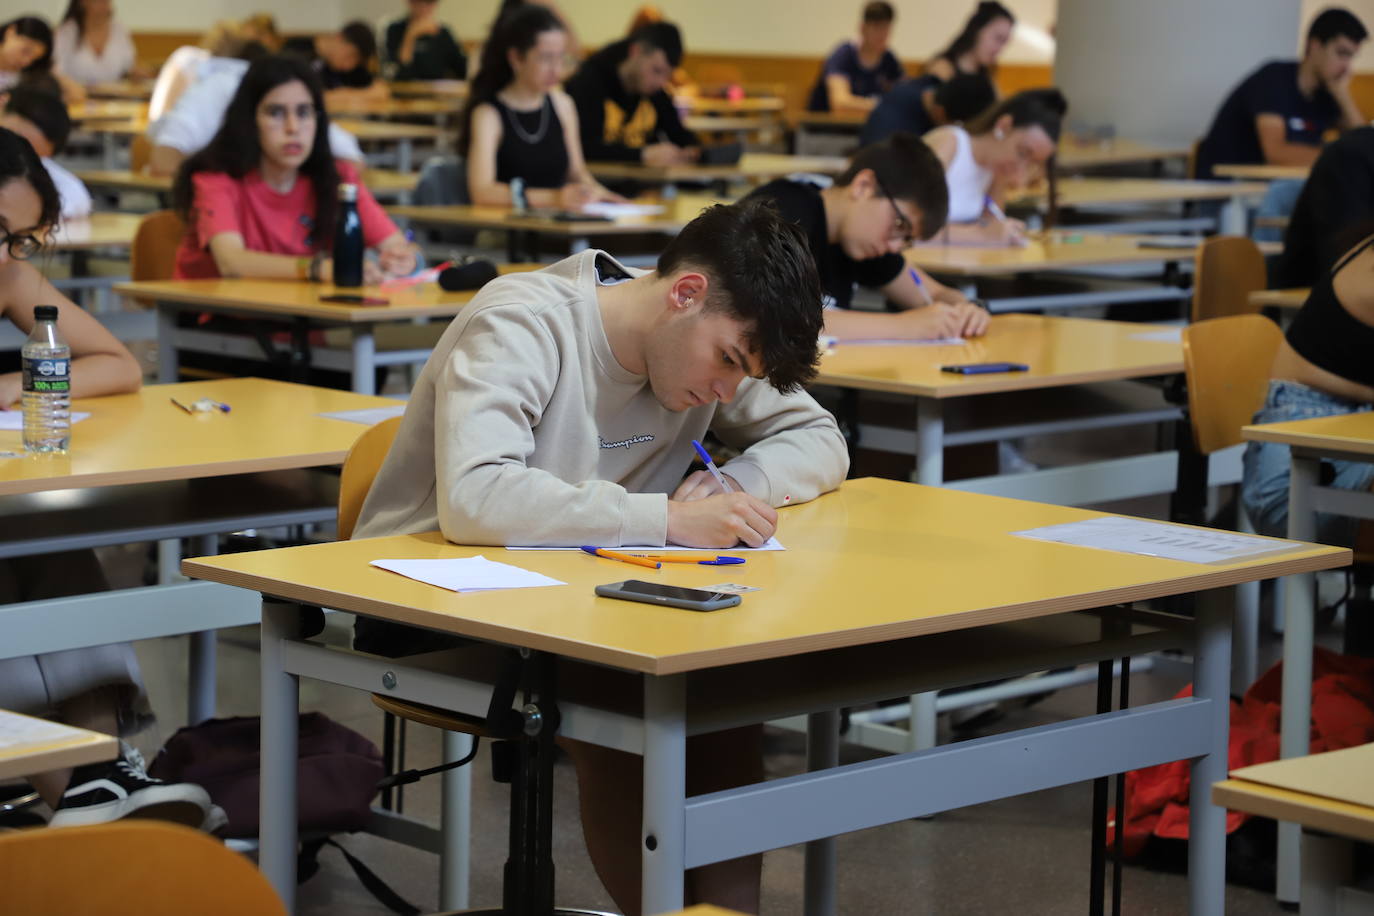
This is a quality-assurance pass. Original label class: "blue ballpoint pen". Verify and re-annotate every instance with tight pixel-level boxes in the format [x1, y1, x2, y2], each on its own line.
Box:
[906, 266, 933, 306]
[691, 439, 734, 493]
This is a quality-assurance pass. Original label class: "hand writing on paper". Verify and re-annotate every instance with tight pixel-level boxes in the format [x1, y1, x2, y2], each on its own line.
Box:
[672, 470, 743, 502]
[667, 491, 777, 548]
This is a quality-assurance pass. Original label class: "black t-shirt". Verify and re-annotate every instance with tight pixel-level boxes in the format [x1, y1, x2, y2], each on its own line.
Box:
[744, 178, 905, 309]
[806, 42, 904, 112]
[860, 74, 940, 146]
[281, 36, 374, 90]
[1195, 60, 1340, 179]
[1277, 126, 1374, 287]
[383, 18, 468, 80]
[564, 39, 699, 162]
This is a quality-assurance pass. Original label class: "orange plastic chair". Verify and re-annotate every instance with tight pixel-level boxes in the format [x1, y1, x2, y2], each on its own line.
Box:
[336, 415, 403, 539]
[1191, 235, 1268, 323]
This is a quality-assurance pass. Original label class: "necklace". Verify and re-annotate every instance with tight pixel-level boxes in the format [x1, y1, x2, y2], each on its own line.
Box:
[504, 95, 550, 146]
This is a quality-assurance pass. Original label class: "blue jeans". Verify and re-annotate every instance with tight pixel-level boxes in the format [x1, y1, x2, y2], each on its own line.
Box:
[1241, 380, 1374, 544]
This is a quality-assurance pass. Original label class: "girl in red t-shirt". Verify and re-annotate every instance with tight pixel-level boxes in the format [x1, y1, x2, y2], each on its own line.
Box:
[171, 55, 416, 282]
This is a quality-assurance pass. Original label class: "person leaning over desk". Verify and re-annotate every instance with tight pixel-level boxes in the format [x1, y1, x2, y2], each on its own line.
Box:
[351, 199, 848, 914]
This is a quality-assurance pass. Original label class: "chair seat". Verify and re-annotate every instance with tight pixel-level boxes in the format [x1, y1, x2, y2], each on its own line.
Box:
[370, 694, 495, 737]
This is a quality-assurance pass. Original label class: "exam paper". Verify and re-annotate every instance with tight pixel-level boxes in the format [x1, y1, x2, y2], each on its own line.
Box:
[0, 411, 89, 431]
[508, 537, 785, 551]
[581, 202, 665, 219]
[1013, 516, 1303, 564]
[371, 555, 566, 592]
[320, 405, 408, 425]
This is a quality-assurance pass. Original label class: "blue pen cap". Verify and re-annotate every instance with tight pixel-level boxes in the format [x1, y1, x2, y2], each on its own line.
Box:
[691, 439, 713, 465]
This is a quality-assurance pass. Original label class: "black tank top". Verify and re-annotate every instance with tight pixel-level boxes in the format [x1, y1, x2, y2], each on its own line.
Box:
[492, 96, 569, 190]
[1286, 233, 1374, 388]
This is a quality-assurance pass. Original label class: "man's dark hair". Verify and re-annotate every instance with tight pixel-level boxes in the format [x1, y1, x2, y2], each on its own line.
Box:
[657, 199, 824, 393]
[966, 86, 1068, 143]
[3, 84, 71, 153]
[629, 21, 683, 68]
[340, 20, 378, 66]
[836, 132, 950, 240]
[934, 73, 996, 123]
[862, 1, 894, 24]
[1308, 7, 1368, 45]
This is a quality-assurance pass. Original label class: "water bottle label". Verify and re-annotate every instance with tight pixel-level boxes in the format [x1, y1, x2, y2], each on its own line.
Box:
[22, 357, 71, 393]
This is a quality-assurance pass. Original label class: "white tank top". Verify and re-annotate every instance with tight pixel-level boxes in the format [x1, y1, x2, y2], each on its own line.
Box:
[943, 126, 993, 223]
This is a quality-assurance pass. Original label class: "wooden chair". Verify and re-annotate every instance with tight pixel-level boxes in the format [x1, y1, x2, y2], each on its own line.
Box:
[337, 416, 403, 539]
[130, 209, 184, 292]
[1191, 235, 1267, 323]
[129, 133, 152, 174]
[1181, 314, 1284, 690]
[0, 821, 285, 915]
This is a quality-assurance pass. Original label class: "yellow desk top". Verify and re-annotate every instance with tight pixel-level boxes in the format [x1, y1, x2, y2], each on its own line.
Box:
[1242, 410, 1374, 457]
[1013, 177, 1270, 209]
[660, 908, 747, 916]
[333, 119, 442, 142]
[589, 153, 847, 184]
[49, 212, 143, 251]
[182, 477, 1348, 676]
[1212, 163, 1311, 181]
[82, 118, 147, 138]
[388, 80, 470, 99]
[389, 195, 718, 235]
[85, 79, 155, 100]
[75, 168, 416, 197]
[326, 97, 460, 118]
[0, 709, 117, 782]
[1213, 743, 1374, 843]
[68, 100, 148, 122]
[684, 115, 774, 132]
[794, 111, 867, 128]
[679, 96, 785, 116]
[814, 314, 1182, 398]
[0, 378, 397, 496]
[1055, 139, 1190, 171]
[1249, 287, 1308, 309]
[112, 273, 528, 322]
[907, 232, 1201, 277]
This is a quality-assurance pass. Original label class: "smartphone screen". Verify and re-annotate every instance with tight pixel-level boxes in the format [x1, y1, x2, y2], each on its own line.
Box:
[618, 581, 735, 602]
[320, 294, 390, 306]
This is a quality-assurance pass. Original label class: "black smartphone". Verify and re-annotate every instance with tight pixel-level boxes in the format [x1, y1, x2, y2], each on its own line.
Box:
[320, 294, 390, 306]
[594, 580, 742, 611]
[940, 362, 1030, 375]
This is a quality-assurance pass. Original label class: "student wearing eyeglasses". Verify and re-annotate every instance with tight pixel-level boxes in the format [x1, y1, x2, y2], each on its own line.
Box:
[741, 132, 989, 341]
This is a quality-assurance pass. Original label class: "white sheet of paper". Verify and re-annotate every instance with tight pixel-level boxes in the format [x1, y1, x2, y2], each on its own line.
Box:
[1013, 516, 1303, 565]
[0, 710, 96, 751]
[507, 537, 785, 552]
[581, 202, 665, 219]
[0, 411, 90, 431]
[371, 555, 567, 592]
[1130, 328, 1183, 343]
[320, 405, 407, 425]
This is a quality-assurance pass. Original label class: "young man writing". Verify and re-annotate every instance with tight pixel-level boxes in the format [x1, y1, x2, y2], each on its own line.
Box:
[565, 21, 701, 167]
[353, 200, 848, 912]
[1195, 7, 1367, 179]
[743, 131, 990, 341]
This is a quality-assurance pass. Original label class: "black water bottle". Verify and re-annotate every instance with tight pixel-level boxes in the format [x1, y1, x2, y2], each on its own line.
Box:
[333, 183, 364, 287]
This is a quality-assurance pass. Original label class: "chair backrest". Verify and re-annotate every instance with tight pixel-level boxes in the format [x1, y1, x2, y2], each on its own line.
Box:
[132, 209, 185, 282]
[1182, 314, 1283, 455]
[130, 133, 152, 173]
[0, 821, 286, 915]
[1191, 235, 1267, 322]
[337, 416, 403, 539]
[415, 153, 470, 207]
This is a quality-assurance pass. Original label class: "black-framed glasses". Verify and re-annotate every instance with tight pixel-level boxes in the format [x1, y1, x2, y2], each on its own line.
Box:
[875, 177, 917, 246]
[1, 228, 42, 260]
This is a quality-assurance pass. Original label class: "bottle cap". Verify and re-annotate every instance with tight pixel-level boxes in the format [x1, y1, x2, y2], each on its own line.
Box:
[338, 183, 358, 202]
[33, 305, 58, 321]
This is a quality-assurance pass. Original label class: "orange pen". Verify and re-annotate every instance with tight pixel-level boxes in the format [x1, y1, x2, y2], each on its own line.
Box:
[580, 546, 661, 569]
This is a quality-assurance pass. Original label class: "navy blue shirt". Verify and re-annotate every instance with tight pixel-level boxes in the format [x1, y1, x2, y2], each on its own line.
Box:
[860, 74, 941, 146]
[1195, 60, 1340, 179]
[807, 42, 904, 112]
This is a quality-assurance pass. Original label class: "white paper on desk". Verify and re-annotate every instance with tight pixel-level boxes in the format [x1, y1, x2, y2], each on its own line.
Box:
[508, 536, 785, 551]
[834, 337, 965, 346]
[320, 405, 407, 425]
[581, 202, 665, 219]
[0, 411, 89, 431]
[371, 555, 567, 592]
[1013, 516, 1305, 565]
[1130, 328, 1183, 343]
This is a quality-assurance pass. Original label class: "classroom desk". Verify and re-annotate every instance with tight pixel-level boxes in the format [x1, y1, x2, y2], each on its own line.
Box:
[0, 378, 398, 723]
[85, 79, 155, 101]
[1249, 287, 1309, 310]
[1010, 177, 1269, 235]
[1240, 411, 1374, 905]
[388, 80, 470, 100]
[75, 117, 146, 169]
[75, 168, 419, 204]
[682, 115, 776, 142]
[114, 274, 525, 395]
[1055, 138, 1191, 172]
[793, 111, 866, 155]
[68, 99, 148, 123]
[0, 710, 117, 781]
[588, 152, 847, 189]
[677, 95, 786, 116]
[333, 119, 443, 172]
[325, 96, 462, 120]
[1214, 744, 1374, 914]
[181, 477, 1348, 915]
[45, 213, 142, 309]
[1212, 163, 1311, 181]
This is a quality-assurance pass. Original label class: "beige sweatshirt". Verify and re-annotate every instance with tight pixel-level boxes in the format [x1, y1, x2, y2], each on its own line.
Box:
[354, 249, 849, 546]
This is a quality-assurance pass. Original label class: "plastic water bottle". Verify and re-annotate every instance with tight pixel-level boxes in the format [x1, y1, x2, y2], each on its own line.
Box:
[22, 305, 71, 454]
[333, 183, 364, 288]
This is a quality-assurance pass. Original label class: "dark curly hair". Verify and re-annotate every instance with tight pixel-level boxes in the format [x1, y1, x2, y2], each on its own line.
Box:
[658, 199, 824, 393]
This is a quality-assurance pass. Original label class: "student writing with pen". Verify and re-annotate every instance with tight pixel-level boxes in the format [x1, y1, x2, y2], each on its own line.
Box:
[351, 200, 847, 914]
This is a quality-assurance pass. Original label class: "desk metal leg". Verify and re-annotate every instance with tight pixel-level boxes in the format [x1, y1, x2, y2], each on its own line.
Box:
[907, 399, 945, 751]
[260, 599, 301, 913]
[156, 304, 179, 383]
[1233, 504, 1262, 694]
[1277, 454, 1320, 905]
[1188, 590, 1231, 916]
[642, 675, 687, 916]
[187, 535, 218, 725]
[439, 730, 473, 912]
[399, 139, 413, 173]
[1221, 194, 1247, 236]
[803, 709, 839, 916]
[1301, 832, 1352, 913]
[351, 327, 377, 396]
